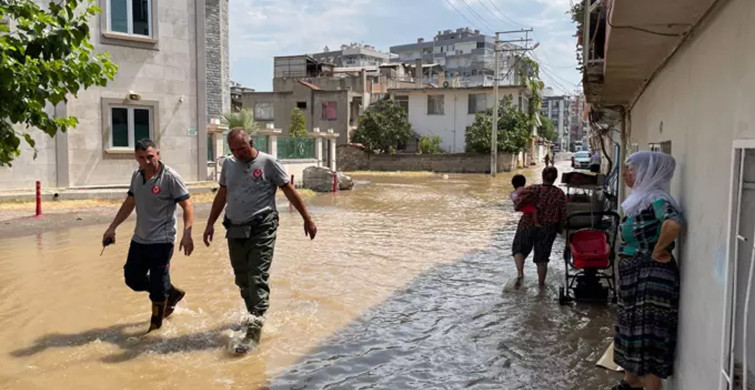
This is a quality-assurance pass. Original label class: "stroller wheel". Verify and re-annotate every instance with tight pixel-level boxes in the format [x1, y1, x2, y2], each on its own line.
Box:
[558, 287, 567, 306]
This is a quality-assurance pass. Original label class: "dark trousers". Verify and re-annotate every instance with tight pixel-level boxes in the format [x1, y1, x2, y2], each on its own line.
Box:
[226, 212, 279, 317]
[124, 241, 174, 302]
[511, 223, 559, 264]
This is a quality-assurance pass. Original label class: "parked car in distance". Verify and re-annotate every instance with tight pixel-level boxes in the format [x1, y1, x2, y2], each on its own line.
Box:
[571, 151, 592, 169]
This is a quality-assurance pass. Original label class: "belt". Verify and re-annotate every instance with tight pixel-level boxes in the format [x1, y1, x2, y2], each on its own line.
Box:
[223, 210, 276, 228]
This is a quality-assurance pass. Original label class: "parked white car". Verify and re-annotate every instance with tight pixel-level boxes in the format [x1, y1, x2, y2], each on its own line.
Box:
[571, 151, 592, 169]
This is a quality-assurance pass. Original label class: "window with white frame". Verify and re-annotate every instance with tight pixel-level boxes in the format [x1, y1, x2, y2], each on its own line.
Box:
[649, 141, 672, 154]
[468, 93, 487, 114]
[254, 102, 274, 121]
[108, 0, 152, 37]
[394, 95, 409, 114]
[427, 95, 444, 115]
[109, 106, 152, 149]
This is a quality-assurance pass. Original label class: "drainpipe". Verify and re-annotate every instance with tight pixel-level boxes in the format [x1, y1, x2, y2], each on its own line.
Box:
[617, 106, 629, 213]
[453, 94, 457, 153]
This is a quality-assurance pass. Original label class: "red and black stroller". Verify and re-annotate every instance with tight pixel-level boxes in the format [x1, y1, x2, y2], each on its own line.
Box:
[558, 210, 620, 305]
[557, 169, 621, 305]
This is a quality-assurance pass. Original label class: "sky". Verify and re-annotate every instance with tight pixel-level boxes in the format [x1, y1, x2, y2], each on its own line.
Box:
[229, 0, 581, 95]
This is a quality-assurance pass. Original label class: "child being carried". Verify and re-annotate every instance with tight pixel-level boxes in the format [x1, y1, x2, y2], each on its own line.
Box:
[510, 174, 539, 227]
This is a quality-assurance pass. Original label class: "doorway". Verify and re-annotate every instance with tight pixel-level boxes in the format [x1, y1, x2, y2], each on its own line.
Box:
[721, 144, 755, 389]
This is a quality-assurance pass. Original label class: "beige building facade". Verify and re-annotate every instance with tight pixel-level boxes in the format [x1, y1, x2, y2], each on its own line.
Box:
[0, 0, 230, 191]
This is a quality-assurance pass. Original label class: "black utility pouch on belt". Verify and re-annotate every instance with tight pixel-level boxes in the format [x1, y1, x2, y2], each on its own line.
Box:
[223, 218, 252, 239]
[222, 211, 274, 239]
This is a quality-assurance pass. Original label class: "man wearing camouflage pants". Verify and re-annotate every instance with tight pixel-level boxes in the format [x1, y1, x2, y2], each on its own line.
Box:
[203, 129, 317, 354]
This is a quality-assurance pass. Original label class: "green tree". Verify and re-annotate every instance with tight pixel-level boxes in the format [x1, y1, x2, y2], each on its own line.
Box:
[418, 135, 444, 154]
[222, 108, 257, 133]
[464, 96, 530, 154]
[351, 99, 413, 154]
[0, 0, 118, 166]
[538, 115, 559, 142]
[289, 107, 307, 138]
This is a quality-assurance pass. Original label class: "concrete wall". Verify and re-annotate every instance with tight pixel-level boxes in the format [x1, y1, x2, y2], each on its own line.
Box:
[241, 87, 352, 143]
[336, 144, 515, 173]
[312, 91, 351, 144]
[273, 77, 365, 94]
[241, 91, 296, 133]
[625, 0, 755, 387]
[398, 88, 526, 153]
[0, 126, 59, 191]
[281, 159, 321, 187]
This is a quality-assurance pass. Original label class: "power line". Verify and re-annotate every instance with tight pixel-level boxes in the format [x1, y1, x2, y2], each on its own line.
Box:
[530, 51, 580, 89]
[541, 71, 575, 95]
[457, 0, 498, 33]
[530, 53, 574, 94]
[444, 0, 485, 33]
[541, 63, 580, 89]
[477, 0, 519, 30]
[537, 65, 576, 94]
[607, 18, 687, 37]
[485, 0, 528, 29]
[539, 60, 579, 87]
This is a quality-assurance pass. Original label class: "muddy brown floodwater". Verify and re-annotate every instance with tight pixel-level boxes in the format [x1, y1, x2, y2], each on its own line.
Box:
[0, 166, 620, 389]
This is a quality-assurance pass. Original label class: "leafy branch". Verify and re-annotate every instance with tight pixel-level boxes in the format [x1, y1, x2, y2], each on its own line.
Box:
[0, 0, 118, 165]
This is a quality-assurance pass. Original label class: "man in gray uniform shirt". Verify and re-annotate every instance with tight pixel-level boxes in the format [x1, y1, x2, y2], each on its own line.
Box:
[103, 139, 194, 333]
[203, 129, 317, 354]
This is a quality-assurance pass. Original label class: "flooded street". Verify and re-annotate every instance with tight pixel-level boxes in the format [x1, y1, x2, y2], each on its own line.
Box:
[0, 168, 618, 389]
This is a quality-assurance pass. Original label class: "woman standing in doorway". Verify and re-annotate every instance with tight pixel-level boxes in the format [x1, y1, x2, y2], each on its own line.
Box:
[612, 151, 683, 390]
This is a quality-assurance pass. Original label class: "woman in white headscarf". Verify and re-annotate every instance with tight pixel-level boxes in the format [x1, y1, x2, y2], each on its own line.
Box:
[611, 151, 683, 390]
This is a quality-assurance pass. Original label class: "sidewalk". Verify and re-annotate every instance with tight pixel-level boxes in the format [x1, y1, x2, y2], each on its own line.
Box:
[0, 181, 219, 203]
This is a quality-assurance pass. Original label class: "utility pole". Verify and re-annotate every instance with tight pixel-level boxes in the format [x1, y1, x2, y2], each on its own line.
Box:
[491, 32, 499, 177]
[491, 29, 535, 177]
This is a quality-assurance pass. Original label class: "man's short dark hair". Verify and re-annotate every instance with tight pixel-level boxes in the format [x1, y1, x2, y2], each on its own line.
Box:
[542, 166, 558, 184]
[135, 138, 156, 152]
[511, 174, 526, 188]
[227, 129, 252, 143]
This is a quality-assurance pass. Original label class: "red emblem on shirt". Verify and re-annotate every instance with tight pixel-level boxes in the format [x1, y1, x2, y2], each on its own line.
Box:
[151, 185, 161, 195]
[253, 169, 263, 179]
